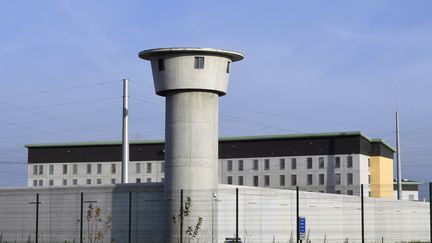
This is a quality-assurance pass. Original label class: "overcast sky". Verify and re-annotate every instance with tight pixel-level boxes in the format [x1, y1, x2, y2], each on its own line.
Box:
[0, 1, 431, 189]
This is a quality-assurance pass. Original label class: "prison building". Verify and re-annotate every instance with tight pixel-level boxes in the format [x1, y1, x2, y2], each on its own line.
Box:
[26, 131, 395, 198]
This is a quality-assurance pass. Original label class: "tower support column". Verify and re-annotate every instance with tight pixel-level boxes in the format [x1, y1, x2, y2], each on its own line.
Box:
[139, 47, 244, 243]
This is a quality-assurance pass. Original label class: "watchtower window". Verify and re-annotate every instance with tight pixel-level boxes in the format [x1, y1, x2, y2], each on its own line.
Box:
[158, 59, 165, 71]
[226, 61, 231, 73]
[194, 57, 204, 69]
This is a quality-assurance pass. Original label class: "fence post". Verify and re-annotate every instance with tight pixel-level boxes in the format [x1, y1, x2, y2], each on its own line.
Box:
[236, 187, 239, 243]
[35, 193, 39, 243]
[129, 191, 132, 243]
[361, 184, 364, 243]
[296, 186, 299, 243]
[80, 192, 83, 243]
[180, 189, 183, 243]
[429, 182, 431, 243]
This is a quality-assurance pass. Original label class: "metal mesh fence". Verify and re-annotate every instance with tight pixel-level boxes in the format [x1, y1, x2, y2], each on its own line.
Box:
[0, 184, 430, 243]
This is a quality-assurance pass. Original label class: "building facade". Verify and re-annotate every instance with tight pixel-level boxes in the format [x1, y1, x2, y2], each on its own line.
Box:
[26, 131, 395, 198]
[393, 179, 421, 201]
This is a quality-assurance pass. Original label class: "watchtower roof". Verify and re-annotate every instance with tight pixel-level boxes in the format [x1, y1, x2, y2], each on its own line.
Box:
[138, 47, 244, 62]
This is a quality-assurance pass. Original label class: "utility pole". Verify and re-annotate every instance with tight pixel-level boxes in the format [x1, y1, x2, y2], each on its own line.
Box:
[122, 79, 130, 183]
[396, 112, 402, 200]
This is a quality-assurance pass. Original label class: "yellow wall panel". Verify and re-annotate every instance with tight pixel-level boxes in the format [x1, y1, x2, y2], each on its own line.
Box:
[370, 156, 394, 198]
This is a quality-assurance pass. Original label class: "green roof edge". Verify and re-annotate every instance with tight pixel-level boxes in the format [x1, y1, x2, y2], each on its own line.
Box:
[25, 131, 395, 151]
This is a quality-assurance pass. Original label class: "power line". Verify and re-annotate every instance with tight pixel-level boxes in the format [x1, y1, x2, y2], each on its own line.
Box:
[0, 80, 121, 100]
[220, 101, 393, 132]
[0, 96, 120, 113]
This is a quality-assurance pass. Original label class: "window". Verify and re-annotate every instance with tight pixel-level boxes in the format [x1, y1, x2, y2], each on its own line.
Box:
[253, 159, 258, 171]
[86, 179, 91, 185]
[280, 175, 285, 186]
[136, 178, 141, 183]
[347, 156, 353, 168]
[38, 180, 43, 186]
[238, 176, 243, 185]
[63, 164, 68, 175]
[111, 164, 116, 174]
[111, 178, 116, 184]
[264, 159, 270, 170]
[194, 57, 204, 69]
[319, 174, 325, 185]
[33, 165, 38, 175]
[335, 173, 341, 185]
[63, 179, 67, 186]
[227, 176, 233, 185]
[291, 175, 297, 186]
[264, 175, 270, 187]
[73, 164, 78, 175]
[161, 162, 165, 173]
[238, 160, 243, 171]
[291, 158, 297, 170]
[161, 177, 164, 182]
[73, 179, 78, 185]
[136, 163, 141, 174]
[347, 173, 353, 185]
[368, 158, 370, 168]
[97, 164, 102, 174]
[253, 175, 259, 187]
[158, 58, 165, 71]
[335, 157, 341, 168]
[319, 157, 325, 169]
[226, 61, 231, 73]
[49, 165, 54, 175]
[307, 174, 313, 185]
[335, 190, 341, 194]
[307, 158, 313, 169]
[368, 175, 371, 184]
[146, 163, 152, 173]
[38, 165, 43, 175]
[347, 190, 354, 195]
[227, 160, 233, 171]
[86, 164, 92, 174]
[97, 178, 102, 184]
[33, 180, 37, 186]
[280, 158, 285, 170]
[146, 178, 151, 183]
[49, 179, 54, 186]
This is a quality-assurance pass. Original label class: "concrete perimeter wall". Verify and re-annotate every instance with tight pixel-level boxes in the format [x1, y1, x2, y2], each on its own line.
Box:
[0, 184, 166, 243]
[0, 184, 429, 243]
[217, 185, 430, 243]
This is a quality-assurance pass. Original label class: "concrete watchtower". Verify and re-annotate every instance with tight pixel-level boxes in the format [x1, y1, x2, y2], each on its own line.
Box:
[139, 48, 243, 242]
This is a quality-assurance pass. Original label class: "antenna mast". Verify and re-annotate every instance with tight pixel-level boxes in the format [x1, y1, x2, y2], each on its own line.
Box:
[395, 81, 402, 200]
[122, 79, 130, 183]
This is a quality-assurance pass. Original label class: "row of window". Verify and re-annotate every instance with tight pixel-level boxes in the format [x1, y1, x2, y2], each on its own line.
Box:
[226, 173, 354, 187]
[32, 162, 164, 176]
[226, 156, 354, 172]
[33, 178, 116, 187]
[32, 177, 161, 187]
[158, 57, 231, 73]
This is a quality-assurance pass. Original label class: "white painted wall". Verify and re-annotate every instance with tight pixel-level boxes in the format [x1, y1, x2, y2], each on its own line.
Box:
[217, 185, 430, 243]
[0, 184, 428, 243]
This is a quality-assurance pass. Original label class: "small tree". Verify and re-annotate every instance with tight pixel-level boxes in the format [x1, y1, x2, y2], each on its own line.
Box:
[85, 204, 112, 243]
[172, 196, 202, 243]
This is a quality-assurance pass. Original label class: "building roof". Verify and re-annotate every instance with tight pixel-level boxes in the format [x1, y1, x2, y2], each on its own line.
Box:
[393, 179, 422, 185]
[26, 131, 395, 164]
[25, 131, 395, 151]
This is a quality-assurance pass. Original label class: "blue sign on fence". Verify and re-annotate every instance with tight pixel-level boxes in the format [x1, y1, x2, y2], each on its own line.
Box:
[299, 216, 306, 240]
